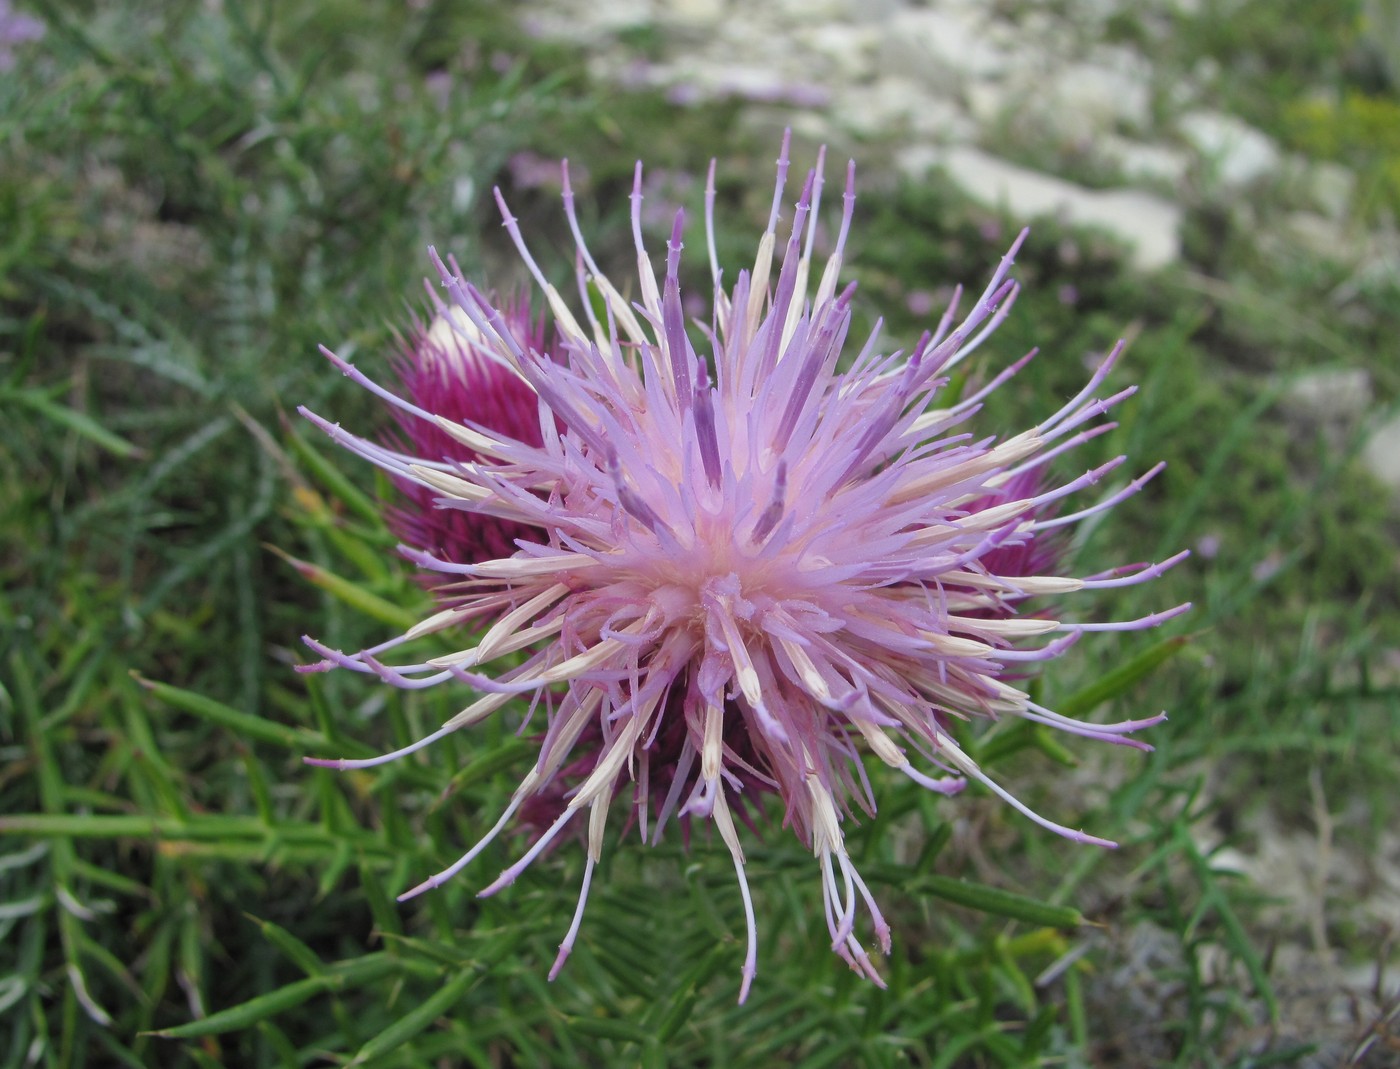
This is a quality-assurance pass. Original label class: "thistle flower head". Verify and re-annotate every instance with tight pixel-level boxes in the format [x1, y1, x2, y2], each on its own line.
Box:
[299, 133, 1188, 1002]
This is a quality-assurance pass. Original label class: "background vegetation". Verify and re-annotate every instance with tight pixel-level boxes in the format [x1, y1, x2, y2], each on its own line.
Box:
[2, 1, 1396, 1066]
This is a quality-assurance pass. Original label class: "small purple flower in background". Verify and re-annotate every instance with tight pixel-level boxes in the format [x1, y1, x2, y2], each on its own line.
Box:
[299, 133, 1188, 1002]
[0, 1, 44, 71]
[422, 70, 453, 111]
[506, 150, 584, 192]
[905, 289, 938, 317]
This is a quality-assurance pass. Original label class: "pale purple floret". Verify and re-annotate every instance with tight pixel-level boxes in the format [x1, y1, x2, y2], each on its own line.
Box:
[0, 0, 43, 70]
[299, 132, 1188, 1002]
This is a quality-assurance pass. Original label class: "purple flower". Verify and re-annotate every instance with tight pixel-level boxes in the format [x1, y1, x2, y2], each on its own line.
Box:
[0, 1, 44, 71]
[299, 134, 1188, 1002]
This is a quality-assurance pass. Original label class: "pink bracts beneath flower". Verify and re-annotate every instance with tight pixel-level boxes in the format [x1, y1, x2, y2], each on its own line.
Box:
[299, 132, 1189, 1003]
[386, 302, 554, 571]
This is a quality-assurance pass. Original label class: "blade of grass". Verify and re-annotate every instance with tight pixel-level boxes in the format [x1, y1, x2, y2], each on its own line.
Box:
[145, 953, 398, 1039]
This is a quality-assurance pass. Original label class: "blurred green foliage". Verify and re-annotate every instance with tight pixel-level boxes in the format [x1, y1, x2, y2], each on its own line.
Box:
[1285, 91, 1400, 218]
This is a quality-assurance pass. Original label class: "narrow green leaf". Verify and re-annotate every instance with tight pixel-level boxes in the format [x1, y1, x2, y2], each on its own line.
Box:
[149, 976, 332, 1040]
[179, 903, 207, 1021]
[120, 689, 192, 821]
[92, 1028, 151, 1069]
[374, 935, 472, 969]
[69, 857, 147, 898]
[928, 1027, 990, 1069]
[992, 934, 1036, 1011]
[974, 720, 1038, 767]
[241, 752, 276, 826]
[254, 1020, 302, 1069]
[344, 965, 479, 1066]
[246, 915, 326, 978]
[1174, 822, 1279, 1020]
[317, 839, 355, 898]
[0, 976, 29, 1017]
[284, 426, 383, 525]
[0, 813, 386, 857]
[439, 737, 534, 796]
[918, 818, 953, 866]
[1023, 1004, 1057, 1052]
[266, 546, 418, 631]
[4, 386, 142, 457]
[917, 875, 1083, 929]
[1055, 634, 1192, 720]
[320, 518, 399, 583]
[583, 278, 609, 328]
[1065, 960, 1088, 1048]
[561, 1015, 651, 1042]
[652, 945, 725, 1043]
[0, 896, 44, 921]
[359, 858, 404, 939]
[1029, 725, 1079, 767]
[0, 842, 48, 873]
[146, 954, 396, 1038]
[132, 672, 326, 751]
[138, 918, 175, 1031]
[796, 1037, 862, 1069]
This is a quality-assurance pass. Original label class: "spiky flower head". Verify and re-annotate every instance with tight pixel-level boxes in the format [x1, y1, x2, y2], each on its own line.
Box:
[299, 133, 1188, 1002]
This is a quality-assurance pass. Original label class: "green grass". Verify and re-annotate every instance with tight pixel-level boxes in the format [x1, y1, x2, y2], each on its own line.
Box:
[4, 2, 1398, 1067]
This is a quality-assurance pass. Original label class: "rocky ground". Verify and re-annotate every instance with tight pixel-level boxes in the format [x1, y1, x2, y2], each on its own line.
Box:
[521, 0, 1400, 500]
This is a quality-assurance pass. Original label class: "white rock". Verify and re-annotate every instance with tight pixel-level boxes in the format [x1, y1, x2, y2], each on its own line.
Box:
[910, 97, 978, 143]
[767, 0, 852, 19]
[529, 0, 655, 37]
[842, 0, 902, 18]
[964, 78, 1011, 128]
[662, 60, 832, 107]
[791, 22, 879, 83]
[1089, 190, 1182, 270]
[1179, 110, 1281, 188]
[879, 9, 1006, 95]
[1099, 135, 1191, 186]
[663, 0, 725, 26]
[1281, 368, 1374, 425]
[967, 45, 1155, 144]
[1362, 412, 1400, 494]
[1307, 161, 1355, 220]
[832, 80, 974, 141]
[1012, 11, 1081, 55]
[783, 110, 838, 147]
[1043, 60, 1153, 137]
[898, 145, 1181, 271]
[1072, 0, 1126, 24]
